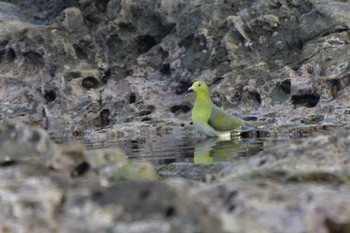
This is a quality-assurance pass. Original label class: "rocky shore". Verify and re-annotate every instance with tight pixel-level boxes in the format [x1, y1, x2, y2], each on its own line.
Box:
[1, 0, 350, 232]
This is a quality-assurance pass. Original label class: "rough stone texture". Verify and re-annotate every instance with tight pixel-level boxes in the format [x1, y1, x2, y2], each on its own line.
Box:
[4, 119, 350, 232]
[0, 119, 59, 161]
[1, 0, 350, 232]
[191, 129, 350, 233]
[61, 180, 221, 233]
[1, 120, 218, 233]
[0, 0, 348, 134]
[2, 0, 78, 22]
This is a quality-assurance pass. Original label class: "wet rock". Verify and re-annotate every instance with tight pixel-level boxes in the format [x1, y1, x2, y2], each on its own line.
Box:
[185, 129, 350, 233]
[109, 161, 158, 182]
[87, 147, 158, 182]
[158, 162, 235, 181]
[0, 120, 58, 161]
[244, 129, 350, 175]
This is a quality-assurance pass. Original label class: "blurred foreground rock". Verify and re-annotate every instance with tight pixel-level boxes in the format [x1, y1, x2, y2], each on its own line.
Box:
[158, 128, 350, 233]
[2, 121, 212, 233]
[3, 118, 350, 232]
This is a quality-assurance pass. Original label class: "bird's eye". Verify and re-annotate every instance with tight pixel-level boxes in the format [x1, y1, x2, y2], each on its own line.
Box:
[198, 83, 201, 87]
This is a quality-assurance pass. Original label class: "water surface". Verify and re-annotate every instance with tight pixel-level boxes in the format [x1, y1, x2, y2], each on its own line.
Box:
[51, 131, 278, 165]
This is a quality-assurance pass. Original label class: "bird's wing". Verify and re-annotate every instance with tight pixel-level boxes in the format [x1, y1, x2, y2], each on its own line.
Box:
[193, 120, 220, 137]
[208, 105, 247, 131]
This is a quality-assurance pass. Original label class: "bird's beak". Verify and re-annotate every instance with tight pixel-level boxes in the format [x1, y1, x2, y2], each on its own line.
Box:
[188, 86, 194, 92]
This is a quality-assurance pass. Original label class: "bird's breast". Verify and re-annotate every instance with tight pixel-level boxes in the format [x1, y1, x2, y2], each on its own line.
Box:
[192, 103, 211, 123]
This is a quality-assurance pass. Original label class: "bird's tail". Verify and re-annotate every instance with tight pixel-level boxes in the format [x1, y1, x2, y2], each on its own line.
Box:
[245, 120, 266, 127]
[241, 123, 257, 131]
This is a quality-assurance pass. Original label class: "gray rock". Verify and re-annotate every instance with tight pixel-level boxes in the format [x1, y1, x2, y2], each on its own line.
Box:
[61, 180, 221, 233]
[0, 120, 223, 233]
[0, 0, 349, 133]
[0, 120, 58, 161]
[2, 0, 77, 22]
[1, 0, 350, 232]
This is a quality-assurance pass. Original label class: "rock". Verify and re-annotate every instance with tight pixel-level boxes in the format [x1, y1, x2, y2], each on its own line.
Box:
[60, 180, 222, 233]
[184, 129, 350, 233]
[0, 121, 224, 233]
[87, 147, 128, 168]
[109, 161, 158, 181]
[158, 162, 235, 181]
[0, 120, 59, 161]
[0, 160, 68, 233]
[50, 144, 90, 177]
[0, 0, 348, 132]
[1, 0, 350, 232]
[2, 0, 77, 22]
[195, 176, 350, 233]
[87, 147, 158, 182]
[241, 129, 350, 175]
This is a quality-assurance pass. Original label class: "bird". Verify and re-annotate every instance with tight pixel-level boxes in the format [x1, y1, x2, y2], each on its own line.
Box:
[188, 80, 259, 139]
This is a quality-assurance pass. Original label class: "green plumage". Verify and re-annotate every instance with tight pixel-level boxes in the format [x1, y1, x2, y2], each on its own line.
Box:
[188, 81, 257, 138]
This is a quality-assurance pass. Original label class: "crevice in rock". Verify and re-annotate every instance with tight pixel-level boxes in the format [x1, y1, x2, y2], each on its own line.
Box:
[95, 0, 109, 13]
[249, 91, 262, 105]
[160, 63, 171, 75]
[3, 47, 16, 63]
[71, 162, 90, 177]
[291, 94, 320, 107]
[44, 90, 57, 103]
[141, 117, 152, 122]
[129, 92, 136, 104]
[82, 76, 100, 89]
[329, 79, 341, 98]
[101, 69, 111, 84]
[1, 160, 17, 167]
[175, 80, 192, 95]
[0, 49, 5, 62]
[23, 51, 44, 67]
[164, 206, 177, 218]
[170, 104, 191, 114]
[139, 105, 155, 116]
[178, 35, 194, 48]
[117, 22, 136, 32]
[281, 79, 291, 94]
[135, 35, 157, 54]
[68, 71, 81, 80]
[73, 44, 89, 59]
[100, 109, 110, 126]
[320, 27, 349, 39]
[0, 40, 9, 48]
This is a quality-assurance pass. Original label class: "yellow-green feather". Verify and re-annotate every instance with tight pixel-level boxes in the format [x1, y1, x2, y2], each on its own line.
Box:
[189, 80, 256, 137]
[209, 105, 247, 131]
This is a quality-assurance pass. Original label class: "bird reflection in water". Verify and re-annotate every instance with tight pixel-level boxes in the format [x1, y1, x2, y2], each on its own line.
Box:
[193, 137, 263, 164]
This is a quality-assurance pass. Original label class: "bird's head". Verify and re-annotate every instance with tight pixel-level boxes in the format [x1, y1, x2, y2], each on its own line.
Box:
[188, 81, 209, 94]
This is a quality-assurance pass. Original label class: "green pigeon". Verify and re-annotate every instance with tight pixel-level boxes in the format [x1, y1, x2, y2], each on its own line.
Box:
[188, 80, 258, 139]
